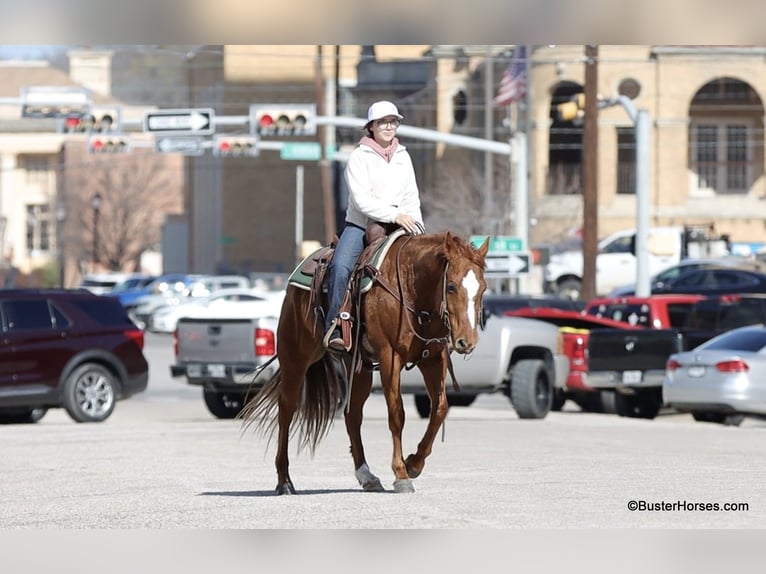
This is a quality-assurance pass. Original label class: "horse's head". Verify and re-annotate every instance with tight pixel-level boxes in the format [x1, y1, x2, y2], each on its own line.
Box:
[441, 232, 489, 354]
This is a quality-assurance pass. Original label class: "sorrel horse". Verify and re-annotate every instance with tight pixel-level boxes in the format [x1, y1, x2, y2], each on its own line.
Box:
[240, 231, 489, 494]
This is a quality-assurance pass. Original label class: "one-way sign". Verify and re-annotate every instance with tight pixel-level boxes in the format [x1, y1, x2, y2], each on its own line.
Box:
[484, 252, 530, 277]
[144, 108, 214, 135]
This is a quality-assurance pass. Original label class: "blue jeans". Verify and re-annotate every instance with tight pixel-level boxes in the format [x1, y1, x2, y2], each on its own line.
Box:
[325, 223, 365, 334]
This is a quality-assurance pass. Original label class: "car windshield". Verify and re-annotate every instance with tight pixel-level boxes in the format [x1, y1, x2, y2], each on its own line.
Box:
[699, 328, 766, 352]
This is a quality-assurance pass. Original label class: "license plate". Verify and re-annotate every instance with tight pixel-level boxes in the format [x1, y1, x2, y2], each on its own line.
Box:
[687, 365, 706, 378]
[207, 364, 226, 378]
[187, 364, 202, 377]
[622, 370, 642, 384]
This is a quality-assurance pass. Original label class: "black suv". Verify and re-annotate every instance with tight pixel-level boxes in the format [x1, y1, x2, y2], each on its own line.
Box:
[0, 289, 148, 424]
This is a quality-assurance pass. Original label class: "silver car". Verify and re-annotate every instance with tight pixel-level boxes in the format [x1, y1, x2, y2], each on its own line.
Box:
[663, 325, 766, 425]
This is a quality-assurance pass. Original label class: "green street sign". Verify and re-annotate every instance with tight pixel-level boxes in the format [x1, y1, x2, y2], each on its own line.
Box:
[280, 142, 322, 161]
[470, 235, 524, 253]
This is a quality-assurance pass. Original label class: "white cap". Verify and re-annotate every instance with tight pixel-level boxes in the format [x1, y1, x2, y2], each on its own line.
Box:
[367, 101, 403, 123]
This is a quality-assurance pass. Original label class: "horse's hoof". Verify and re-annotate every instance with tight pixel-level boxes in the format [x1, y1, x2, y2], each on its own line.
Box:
[275, 481, 296, 495]
[362, 478, 385, 492]
[392, 479, 415, 493]
[404, 455, 422, 479]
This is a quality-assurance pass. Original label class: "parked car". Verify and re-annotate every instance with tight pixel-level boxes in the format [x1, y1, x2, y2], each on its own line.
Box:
[608, 257, 764, 296]
[131, 275, 252, 329]
[652, 267, 766, 296]
[0, 289, 148, 423]
[112, 273, 201, 309]
[150, 288, 285, 333]
[481, 293, 584, 323]
[664, 325, 766, 426]
[109, 274, 157, 294]
[78, 272, 137, 295]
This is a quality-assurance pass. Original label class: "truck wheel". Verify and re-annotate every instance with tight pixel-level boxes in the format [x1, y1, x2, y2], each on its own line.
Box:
[62, 363, 117, 423]
[413, 393, 477, 418]
[0, 407, 47, 424]
[510, 359, 553, 419]
[203, 389, 246, 419]
[555, 279, 582, 301]
[614, 390, 661, 419]
[692, 412, 744, 426]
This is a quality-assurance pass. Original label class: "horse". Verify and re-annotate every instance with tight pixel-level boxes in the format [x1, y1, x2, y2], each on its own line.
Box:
[239, 230, 490, 494]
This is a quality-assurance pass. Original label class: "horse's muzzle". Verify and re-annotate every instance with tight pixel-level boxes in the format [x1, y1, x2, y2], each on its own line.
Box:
[452, 338, 476, 354]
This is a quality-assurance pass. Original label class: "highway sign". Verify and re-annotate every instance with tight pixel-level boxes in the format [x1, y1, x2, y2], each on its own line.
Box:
[484, 252, 530, 277]
[470, 235, 524, 253]
[280, 142, 322, 161]
[155, 136, 206, 156]
[144, 108, 214, 136]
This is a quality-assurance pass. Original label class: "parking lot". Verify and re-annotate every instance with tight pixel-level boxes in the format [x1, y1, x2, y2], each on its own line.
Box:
[1, 332, 764, 530]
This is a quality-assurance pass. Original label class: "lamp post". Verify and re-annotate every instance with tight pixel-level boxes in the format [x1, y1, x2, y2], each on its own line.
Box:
[91, 192, 102, 271]
[56, 205, 66, 287]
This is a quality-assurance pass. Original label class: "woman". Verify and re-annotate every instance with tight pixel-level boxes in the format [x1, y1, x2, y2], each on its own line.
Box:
[323, 100, 425, 351]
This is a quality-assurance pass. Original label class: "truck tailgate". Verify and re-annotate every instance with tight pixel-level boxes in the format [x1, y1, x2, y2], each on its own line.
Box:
[587, 328, 684, 372]
[175, 318, 257, 363]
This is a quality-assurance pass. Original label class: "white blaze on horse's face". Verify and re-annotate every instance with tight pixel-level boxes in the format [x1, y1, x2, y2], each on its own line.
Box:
[461, 269, 481, 331]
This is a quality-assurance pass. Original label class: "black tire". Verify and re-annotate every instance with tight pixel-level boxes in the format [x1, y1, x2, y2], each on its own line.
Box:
[0, 407, 48, 424]
[61, 363, 117, 423]
[203, 388, 246, 419]
[551, 389, 567, 412]
[614, 390, 661, 419]
[413, 393, 475, 419]
[600, 391, 617, 414]
[692, 412, 745, 426]
[510, 359, 553, 419]
[555, 279, 582, 301]
[414, 394, 431, 418]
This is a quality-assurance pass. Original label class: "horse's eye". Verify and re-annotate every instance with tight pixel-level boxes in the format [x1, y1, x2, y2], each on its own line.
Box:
[447, 283, 457, 294]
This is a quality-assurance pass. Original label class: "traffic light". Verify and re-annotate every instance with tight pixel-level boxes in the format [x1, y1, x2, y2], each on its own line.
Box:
[555, 93, 586, 123]
[87, 135, 131, 154]
[213, 135, 259, 157]
[59, 106, 121, 134]
[249, 104, 316, 136]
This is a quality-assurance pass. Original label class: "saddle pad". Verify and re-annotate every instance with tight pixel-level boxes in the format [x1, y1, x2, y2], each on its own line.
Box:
[287, 229, 407, 292]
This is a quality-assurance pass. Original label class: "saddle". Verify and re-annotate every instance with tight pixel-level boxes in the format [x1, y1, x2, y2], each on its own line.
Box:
[287, 223, 406, 353]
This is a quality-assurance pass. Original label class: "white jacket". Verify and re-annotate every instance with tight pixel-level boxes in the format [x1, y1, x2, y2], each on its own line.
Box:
[343, 142, 424, 229]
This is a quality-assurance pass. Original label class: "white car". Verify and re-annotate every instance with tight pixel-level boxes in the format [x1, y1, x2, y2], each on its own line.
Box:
[149, 288, 285, 333]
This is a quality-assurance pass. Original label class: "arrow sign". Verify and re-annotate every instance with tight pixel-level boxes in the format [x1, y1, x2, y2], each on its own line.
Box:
[484, 252, 530, 277]
[144, 108, 214, 135]
[155, 136, 206, 156]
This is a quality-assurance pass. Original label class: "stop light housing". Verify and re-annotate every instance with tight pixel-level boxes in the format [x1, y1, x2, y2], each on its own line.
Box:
[87, 135, 131, 154]
[556, 93, 586, 123]
[59, 106, 122, 134]
[249, 104, 316, 136]
[213, 135, 259, 157]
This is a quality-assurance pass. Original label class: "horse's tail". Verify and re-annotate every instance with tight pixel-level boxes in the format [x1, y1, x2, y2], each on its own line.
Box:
[238, 353, 343, 455]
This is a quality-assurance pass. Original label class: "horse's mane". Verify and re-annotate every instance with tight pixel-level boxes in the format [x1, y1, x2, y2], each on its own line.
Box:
[419, 232, 487, 270]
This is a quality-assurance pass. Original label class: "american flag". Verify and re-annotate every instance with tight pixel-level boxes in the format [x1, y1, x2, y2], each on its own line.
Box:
[493, 46, 527, 107]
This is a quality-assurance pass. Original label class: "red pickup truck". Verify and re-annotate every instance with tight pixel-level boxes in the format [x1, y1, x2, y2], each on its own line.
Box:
[583, 294, 705, 329]
[505, 307, 641, 412]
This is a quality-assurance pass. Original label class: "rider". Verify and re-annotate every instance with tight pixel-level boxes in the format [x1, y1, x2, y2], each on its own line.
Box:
[323, 100, 425, 352]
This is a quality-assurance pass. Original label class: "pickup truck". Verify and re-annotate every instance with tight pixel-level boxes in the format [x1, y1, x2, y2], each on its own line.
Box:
[388, 314, 570, 420]
[586, 294, 766, 419]
[170, 315, 280, 418]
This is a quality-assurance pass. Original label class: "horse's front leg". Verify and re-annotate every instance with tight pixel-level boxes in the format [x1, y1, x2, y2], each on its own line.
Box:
[405, 353, 449, 479]
[378, 353, 414, 493]
[344, 362, 384, 492]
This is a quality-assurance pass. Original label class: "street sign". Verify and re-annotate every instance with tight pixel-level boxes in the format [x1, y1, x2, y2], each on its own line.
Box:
[280, 142, 322, 161]
[470, 235, 524, 253]
[21, 86, 91, 118]
[484, 252, 530, 277]
[155, 136, 206, 156]
[144, 108, 214, 136]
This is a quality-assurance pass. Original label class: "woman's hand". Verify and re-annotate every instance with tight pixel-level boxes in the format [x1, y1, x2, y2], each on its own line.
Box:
[395, 214, 423, 235]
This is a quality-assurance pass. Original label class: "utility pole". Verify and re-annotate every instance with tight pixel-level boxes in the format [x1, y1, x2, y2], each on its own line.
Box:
[315, 45, 336, 245]
[581, 45, 599, 301]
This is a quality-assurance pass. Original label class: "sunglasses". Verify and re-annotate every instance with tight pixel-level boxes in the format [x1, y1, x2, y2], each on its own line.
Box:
[374, 118, 400, 128]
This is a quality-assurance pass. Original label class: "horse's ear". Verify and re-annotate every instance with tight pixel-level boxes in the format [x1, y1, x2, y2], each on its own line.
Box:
[475, 236, 490, 259]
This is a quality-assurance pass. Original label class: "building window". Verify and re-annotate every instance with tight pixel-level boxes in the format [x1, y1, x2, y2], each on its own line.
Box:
[616, 127, 636, 194]
[20, 155, 55, 186]
[26, 204, 51, 254]
[690, 120, 752, 194]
